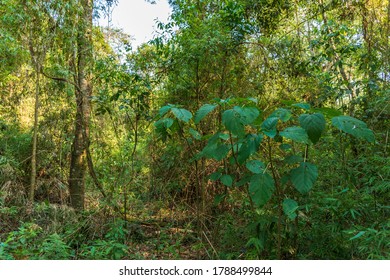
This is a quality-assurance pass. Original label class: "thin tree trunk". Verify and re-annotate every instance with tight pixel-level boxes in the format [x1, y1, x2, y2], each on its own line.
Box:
[69, 95, 87, 210]
[386, 0, 390, 81]
[69, 0, 93, 210]
[29, 70, 39, 203]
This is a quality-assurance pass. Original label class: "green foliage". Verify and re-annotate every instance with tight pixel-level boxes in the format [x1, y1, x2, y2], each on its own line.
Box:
[236, 134, 263, 164]
[222, 106, 260, 136]
[39, 233, 73, 260]
[220, 174, 233, 187]
[0, 122, 32, 184]
[299, 113, 326, 144]
[249, 173, 275, 207]
[246, 160, 265, 174]
[80, 239, 128, 260]
[194, 104, 217, 124]
[171, 107, 193, 123]
[269, 108, 292, 122]
[345, 223, 390, 260]
[282, 199, 298, 220]
[155, 100, 374, 204]
[331, 116, 375, 143]
[1, 223, 42, 259]
[280, 126, 309, 144]
[1, 0, 388, 261]
[261, 117, 279, 138]
[155, 97, 377, 259]
[290, 162, 318, 194]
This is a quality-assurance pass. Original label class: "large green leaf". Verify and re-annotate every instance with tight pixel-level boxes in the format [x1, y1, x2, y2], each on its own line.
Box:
[220, 174, 233, 187]
[222, 106, 259, 136]
[270, 108, 292, 122]
[222, 108, 245, 136]
[246, 160, 265, 174]
[283, 155, 303, 165]
[290, 162, 318, 194]
[194, 104, 217, 124]
[299, 113, 326, 144]
[236, 134, 263, 163]
[155, 118, 173, 129]
[331, 116, 375, 142]
[249, 173, 275, 207]
[209, 171, 222, 181]
[154, 118, 174, 141]
[218, 133, 230, 140]
[283, 199, 299, 220]
[280, 126, 309, 144]
[159, 105, 173, 117]
[201, 142, 230, 161]
[261, 117, 279, 138]
[315, 107, 342, 118]
[171, 107, 192, 123]
[292, 103, 311, 110]
[234, 106, 260, 125]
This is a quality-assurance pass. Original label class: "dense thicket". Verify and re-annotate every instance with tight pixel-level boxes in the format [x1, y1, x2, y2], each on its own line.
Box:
[0, 0, 388, 260]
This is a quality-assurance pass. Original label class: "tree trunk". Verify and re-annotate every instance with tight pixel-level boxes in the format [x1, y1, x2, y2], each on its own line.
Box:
[69, 0, 93, 210]
[29, 70, 39, 203]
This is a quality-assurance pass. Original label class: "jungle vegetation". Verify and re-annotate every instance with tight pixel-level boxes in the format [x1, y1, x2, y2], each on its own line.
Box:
[0, 0, 389, 260]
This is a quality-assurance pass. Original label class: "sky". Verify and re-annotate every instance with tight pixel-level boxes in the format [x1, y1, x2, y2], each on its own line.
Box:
[99, 0, 172, 49]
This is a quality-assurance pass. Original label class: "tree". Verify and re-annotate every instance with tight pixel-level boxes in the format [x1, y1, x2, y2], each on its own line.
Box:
[68, 0, 94, 210]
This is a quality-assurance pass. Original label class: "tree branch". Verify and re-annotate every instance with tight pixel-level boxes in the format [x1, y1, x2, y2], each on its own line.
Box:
[40, 68, 82, 93]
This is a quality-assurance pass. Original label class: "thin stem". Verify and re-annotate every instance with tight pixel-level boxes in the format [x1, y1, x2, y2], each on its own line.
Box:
[267, 137, 283, 259]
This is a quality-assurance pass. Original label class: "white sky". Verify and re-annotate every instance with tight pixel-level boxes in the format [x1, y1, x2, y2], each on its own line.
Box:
[99, 0, 172, 49]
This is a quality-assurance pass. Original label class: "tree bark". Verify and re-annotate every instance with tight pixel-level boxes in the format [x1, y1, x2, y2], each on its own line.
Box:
[69, 0, 93, 210]
[29, 69, 39, 203]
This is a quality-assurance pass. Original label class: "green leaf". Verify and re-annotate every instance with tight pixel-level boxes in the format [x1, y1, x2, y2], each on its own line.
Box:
[280, 143, 292, 151]
[234, 106, 260, 125]
[249, 173, 275, 207]
[299, 113, 326, 144]
[270, 108, 291, 122]
[222, 108, 245, 136]
[159, 105, 172, 116]
[349, 231, 366, 241]
[171, 108, 192, 123]
[280, 126, 309, 144]
[220, 174, 233, 187]
[236, 134, 263, 163]
[213, 194, 226, 206]
[292, 103, 311, 110]
[283, 199, 298, 220]
[284, 155, 303, 165]
[201, 142, 230, 161]
[194, 104, 217, 124]
[261, 117, 279, 138]
[154, 118, 174, 141]
[246, 160, 265, 174]
[209, 172, 222, 181]
[189, 128, 201, 140]
[315, 107, 342, 118]
[154, 118, 173, 129]
[222, 106, 260, 136]
[218, 133, 230, 140]
[290, 162, 318, 194]
[331, 116, 375, 142]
